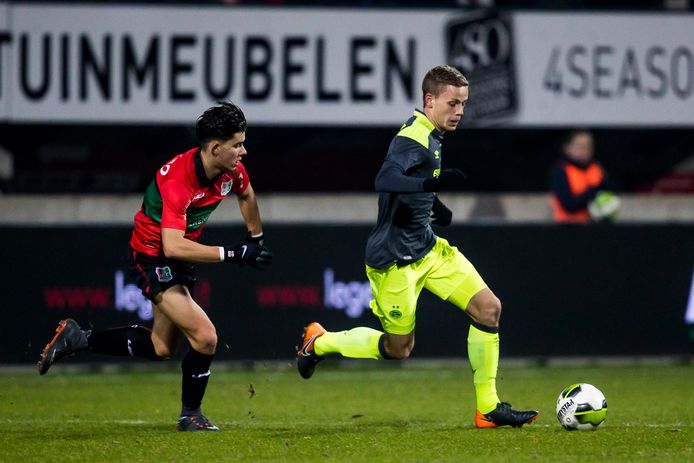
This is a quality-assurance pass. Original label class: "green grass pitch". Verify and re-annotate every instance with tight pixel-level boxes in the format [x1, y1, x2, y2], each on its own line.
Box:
[1, 363, 692, 462]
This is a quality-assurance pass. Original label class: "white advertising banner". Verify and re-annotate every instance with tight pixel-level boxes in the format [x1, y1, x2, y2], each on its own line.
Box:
[0, 5, 692, 126]
[1, 4, 448, 124]
[513, 13, 694, 126]
[0, 2, 9, 120]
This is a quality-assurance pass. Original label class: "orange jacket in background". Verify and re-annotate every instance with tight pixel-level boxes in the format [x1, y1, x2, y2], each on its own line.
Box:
[550, 161, 604, 223]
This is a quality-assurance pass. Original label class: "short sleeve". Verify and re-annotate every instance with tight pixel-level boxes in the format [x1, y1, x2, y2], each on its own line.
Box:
[159, 179, 191, 231]
[231, 161, 250, 195]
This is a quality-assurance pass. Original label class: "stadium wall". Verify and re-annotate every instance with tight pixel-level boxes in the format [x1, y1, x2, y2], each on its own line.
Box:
[2, 193, 694, 224]
[1, 5, 693, 127]
[1, 224, 692, 363]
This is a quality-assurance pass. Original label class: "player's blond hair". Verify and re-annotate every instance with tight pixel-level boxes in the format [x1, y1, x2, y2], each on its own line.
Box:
[422, 65, 468, 106]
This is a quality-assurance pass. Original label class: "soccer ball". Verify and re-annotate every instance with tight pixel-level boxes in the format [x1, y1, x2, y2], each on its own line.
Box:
[556, 383, 607, 430]
[588, 190, 620, 222]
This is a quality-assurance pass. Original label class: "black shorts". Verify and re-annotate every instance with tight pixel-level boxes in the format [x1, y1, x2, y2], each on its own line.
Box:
[128, 249, 196, 301]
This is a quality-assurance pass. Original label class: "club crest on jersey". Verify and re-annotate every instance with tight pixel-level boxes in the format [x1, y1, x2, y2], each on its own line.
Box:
[155, 266, 173, 282]
[220, 180, 233, 196]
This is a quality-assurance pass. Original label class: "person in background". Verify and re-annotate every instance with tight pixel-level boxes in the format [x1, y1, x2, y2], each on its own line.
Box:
[0, 145, 14, 193]
[550, 130, 620, 223]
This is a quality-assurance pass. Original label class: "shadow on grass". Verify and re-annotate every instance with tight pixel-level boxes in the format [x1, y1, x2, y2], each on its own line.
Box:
[255, 419, 471, 439]
[4, 423, 174, 442]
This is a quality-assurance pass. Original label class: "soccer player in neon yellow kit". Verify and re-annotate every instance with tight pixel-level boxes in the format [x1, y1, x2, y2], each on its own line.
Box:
[297, 65, 539, 428]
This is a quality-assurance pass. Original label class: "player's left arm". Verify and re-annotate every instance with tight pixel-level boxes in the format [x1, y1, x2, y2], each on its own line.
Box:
[230, 161, 264, 239]
[233, 182, 272, 268]
[236, 183, 263, 237]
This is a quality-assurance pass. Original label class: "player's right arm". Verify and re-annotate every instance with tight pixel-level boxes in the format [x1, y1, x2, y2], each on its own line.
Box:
[161, 228, 271, 268]
[375, 138, 428, 193]
[161, 228, 224, 263]
[159, 179, 270, 268]
[158, 179, 224, 263]
[375, 138, 465, 193]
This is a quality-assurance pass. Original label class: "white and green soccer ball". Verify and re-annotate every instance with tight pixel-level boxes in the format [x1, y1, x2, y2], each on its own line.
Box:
[556, 383, 607, 430]
[588, 191, 621, 222]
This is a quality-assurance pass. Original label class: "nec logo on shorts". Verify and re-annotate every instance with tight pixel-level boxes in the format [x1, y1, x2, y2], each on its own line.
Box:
[155, 266, 173, 282]
[446, 10, 517, 125]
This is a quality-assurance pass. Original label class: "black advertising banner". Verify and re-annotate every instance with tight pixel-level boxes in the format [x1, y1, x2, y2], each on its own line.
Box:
[1, 225, 692, 364]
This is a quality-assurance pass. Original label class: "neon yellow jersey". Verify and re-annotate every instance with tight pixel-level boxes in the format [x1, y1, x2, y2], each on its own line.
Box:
[365, 110, 443, 269]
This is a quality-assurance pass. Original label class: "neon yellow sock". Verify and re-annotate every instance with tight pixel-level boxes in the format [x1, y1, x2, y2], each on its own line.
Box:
[467, 325, 500, 414]
[314, 327, 383, 359]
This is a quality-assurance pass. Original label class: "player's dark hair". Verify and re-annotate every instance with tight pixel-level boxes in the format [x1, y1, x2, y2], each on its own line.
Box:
[422, 65, 468, 106]
[195, 101, 247, 146]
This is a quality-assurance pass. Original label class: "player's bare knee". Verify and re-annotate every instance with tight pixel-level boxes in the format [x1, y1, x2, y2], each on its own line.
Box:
[385, 343, 412, 360]
[193, 330, 217, 355]
[383, 334, 414, 360]
[482, 297, 502, 327]
[389, 347, 412, 360]
[152, 340, 175, 360]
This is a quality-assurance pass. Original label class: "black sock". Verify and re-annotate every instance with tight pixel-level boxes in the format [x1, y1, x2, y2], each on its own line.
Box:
[87, 325, 162, 360]
[378, 334, 394, 360]
[469, 319, 499, 334]
[181, 348, 214, 415]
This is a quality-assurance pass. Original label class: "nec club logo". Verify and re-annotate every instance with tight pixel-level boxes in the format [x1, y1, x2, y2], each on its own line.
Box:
[220, 181, 233, 196]
[155, 266, 173, 282]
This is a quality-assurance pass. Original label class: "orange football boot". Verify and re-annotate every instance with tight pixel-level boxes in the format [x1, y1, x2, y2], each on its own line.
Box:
[475, 402, 539, 428]
[296, 322, 327, 379]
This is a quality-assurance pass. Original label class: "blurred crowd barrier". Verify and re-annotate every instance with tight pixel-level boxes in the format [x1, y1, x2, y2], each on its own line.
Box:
[1, 193, 694, 224]
[1, 5, 693, 197]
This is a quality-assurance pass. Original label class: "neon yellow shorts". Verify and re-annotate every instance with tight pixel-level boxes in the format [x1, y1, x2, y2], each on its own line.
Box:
[366, 237, 487, 335]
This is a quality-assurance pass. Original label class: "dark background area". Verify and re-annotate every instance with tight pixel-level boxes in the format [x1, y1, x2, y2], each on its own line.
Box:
[2, 124, 692, 194]
[2, 1, 693, 195]
[2, 224, 692, 363]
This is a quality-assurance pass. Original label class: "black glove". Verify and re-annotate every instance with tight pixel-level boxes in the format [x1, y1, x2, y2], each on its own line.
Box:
[223, 234, 272, 270]
[422, 168, 467, 192]
[241, 231, 264, 246]
[431, 196, 452, 226]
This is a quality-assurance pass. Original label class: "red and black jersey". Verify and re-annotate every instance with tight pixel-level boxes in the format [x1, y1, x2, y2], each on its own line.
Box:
[130, 148, 249, 257]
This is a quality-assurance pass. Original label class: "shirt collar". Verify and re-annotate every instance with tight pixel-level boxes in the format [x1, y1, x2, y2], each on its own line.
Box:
[194, 149, 221, 186]
[413, 109, 444, 140]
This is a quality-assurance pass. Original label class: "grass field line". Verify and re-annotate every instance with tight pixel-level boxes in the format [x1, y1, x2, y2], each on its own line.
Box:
[1, 419, 690, 429]
[1, 356, 692, 375]
[1, 419, 159, 425]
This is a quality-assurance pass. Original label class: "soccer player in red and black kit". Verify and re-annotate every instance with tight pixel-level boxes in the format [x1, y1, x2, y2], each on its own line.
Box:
[37, 102, 272, 431]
